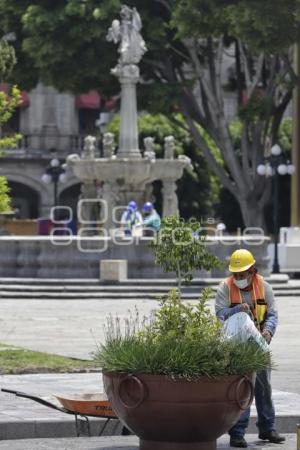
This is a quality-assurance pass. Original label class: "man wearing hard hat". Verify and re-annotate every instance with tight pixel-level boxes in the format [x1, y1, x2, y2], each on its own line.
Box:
[215, 249, 285, 448]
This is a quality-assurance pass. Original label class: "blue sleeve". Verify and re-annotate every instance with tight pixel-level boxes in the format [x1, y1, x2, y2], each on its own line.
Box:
[263, 282, 278, 336]
[215, 282, 242, 321]
[216, 305, 241, 322]
[264, 309, 278, 336]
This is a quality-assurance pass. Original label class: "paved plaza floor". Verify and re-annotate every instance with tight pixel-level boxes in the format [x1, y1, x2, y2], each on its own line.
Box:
[0, 434, 296, 450]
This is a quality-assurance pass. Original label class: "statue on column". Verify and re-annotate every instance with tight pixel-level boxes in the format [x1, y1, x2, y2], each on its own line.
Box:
[103, 132, 116, 158]
[82, 135, 96, 159]
[143, 136, 156, 161]
[164, 135, 175, 159]
[107, 5, 147, 66]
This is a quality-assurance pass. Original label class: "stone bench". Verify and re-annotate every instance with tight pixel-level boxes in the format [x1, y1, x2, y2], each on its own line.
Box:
[100, 259, 128, 282]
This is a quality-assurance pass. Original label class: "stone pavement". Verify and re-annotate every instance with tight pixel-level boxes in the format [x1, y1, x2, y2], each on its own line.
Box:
[0, 434, 296, 450]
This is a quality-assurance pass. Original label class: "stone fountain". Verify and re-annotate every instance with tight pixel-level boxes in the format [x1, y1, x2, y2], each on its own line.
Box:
[67, 5, 190, 231]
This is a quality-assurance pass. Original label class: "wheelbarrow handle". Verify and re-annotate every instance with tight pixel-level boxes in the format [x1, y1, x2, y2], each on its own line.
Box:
[1, 388, 73, 414]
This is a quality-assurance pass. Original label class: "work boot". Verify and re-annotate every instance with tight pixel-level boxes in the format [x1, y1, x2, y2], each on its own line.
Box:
[258, 430, 285, 443]
[230, 436, 248, 448]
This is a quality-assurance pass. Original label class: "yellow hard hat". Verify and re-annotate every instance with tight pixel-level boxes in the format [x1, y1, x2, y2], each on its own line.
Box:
[228, 249, 256, 273]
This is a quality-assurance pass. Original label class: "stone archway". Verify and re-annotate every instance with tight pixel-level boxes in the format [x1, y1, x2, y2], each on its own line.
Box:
[5, 173, 50, 218]
[7, 181, 40, 218]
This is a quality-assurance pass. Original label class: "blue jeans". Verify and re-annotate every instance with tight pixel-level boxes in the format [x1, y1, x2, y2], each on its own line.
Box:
[229, 370, 275, 438]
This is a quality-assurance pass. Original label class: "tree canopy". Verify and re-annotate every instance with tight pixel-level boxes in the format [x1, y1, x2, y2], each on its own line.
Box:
[1, 0, 300, 227]
[0, 35, 21, 212]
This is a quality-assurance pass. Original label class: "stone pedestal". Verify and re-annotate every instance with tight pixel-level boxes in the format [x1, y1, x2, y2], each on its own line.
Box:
[100, 259, 128, 281]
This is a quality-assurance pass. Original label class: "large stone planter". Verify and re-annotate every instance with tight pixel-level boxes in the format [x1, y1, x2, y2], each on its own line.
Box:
[103, 371, 255, 450]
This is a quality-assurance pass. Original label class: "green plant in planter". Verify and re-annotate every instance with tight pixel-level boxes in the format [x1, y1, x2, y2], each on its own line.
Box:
[97, 288, 272, 378]
[150, 215, 223, 294]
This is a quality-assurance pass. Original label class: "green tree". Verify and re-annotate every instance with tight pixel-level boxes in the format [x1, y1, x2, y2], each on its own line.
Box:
[0, 35, 21, 212]
[2, 1, 300, 227]
[0, 84, 22, 150]
[150, 215, 221, 295]
[215, 117, 294, 232]
[0, 176, 10, 212]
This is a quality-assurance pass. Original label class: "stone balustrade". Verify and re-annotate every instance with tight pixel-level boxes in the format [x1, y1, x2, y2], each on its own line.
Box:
[0, 236, 270, 279]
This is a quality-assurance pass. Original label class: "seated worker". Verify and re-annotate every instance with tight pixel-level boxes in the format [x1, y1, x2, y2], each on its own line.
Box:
[120, 201, 143, 236]
[142, 202, 161, 235]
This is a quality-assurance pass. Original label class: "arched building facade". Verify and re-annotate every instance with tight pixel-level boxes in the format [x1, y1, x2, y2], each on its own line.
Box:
[0, 83, 104, 219]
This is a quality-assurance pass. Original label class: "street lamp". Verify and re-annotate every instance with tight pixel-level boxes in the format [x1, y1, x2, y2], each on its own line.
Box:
[41, 158, 67, 207]
[257, 144, 295, 273]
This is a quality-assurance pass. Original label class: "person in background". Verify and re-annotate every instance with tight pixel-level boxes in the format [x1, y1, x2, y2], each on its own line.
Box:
[142, 202, 161, 235]
[215, 249, 285, 448]
[120, 201, 143, 236]
[216, 222, 228, 236]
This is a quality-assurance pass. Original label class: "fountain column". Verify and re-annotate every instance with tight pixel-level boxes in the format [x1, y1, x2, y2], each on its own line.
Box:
[115, 64, 141, 158]
[78, 181, 97, 232]
[162, 180, 179, 217]
[101, 181, 119, 231]
[78, 136, 98, 230]
[162, 136, 179, 217]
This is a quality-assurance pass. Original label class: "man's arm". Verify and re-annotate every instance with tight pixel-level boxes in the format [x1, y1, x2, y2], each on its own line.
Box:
[135, 212, 143, 226]
[215, 282, 241, 321]
[262, 281, 278, 337]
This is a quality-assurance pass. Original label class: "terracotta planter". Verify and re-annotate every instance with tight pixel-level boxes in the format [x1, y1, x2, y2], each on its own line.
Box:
[103, 371, 255, 450]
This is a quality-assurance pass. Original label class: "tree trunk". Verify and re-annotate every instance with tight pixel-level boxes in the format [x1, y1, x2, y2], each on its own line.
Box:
[239, 197, 266, 230]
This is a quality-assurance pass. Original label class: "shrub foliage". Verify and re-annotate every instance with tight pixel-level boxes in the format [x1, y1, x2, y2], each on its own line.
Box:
[150, 216, 222, 292]
[96, 289, 272, 379]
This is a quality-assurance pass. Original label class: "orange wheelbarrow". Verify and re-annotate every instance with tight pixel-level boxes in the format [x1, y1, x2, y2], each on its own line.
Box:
[1, 388, 127, 437]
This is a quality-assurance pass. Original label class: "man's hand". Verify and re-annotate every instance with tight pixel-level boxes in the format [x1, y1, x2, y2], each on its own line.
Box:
[261, 329, 272, 344]
[240, 303, 250, 312]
